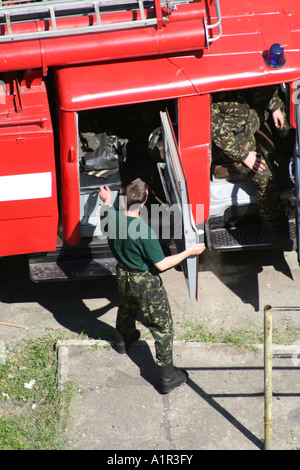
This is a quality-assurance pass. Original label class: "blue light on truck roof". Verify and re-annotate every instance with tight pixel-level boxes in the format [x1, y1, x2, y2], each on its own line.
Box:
[264, 43, 286, 68]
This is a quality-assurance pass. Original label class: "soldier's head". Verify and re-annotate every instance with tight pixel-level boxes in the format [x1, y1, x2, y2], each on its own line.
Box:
[124, 178, 149, 210]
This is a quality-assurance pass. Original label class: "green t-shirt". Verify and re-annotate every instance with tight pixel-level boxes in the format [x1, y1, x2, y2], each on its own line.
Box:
[102, 208, 165, 271]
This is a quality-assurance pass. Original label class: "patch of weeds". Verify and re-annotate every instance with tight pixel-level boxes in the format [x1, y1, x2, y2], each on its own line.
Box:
[0, 332, 76, 450]
[177, 320, 261, 350]
[176, 321, 219, 343]
[0, 416, 33, 450]
[177, 319, 300, 351]
[222, 328, 260, 351]
[272, 322, 300, 345]
[89, 341, 112, 351]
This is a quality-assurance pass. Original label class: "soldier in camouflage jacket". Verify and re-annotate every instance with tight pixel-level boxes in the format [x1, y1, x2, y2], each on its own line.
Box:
[211, 86, 288, 225]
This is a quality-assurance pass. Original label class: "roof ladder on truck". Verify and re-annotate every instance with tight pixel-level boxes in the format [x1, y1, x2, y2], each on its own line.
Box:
[0, 0, 222, 45]
[0, 0, 185, 41]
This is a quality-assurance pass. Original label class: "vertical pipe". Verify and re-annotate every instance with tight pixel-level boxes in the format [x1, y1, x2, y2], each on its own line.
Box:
[264, 305, 273, 450]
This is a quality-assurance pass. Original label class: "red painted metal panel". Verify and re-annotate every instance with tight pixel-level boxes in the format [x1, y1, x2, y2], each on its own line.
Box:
[0, 74, 58, 256]
[0, 150, 58, 256]
[0, 0, 299, 92]
[0, 217, 57, 257]
[54, 43, 300, 114]
[57, 109, 80, 246]
[55, 58, 197, 111]
[178, 95, 211, 224]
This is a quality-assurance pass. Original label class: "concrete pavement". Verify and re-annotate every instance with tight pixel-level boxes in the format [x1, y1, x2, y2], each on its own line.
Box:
[57, 339, 300, 451]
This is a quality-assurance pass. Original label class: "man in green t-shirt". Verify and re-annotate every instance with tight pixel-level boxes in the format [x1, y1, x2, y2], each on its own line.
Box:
[99, 180, 205, 394]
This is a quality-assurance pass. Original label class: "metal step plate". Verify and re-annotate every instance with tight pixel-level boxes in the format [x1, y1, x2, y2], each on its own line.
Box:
[29, 257, 117, 282]
[207, 220, 296, 252]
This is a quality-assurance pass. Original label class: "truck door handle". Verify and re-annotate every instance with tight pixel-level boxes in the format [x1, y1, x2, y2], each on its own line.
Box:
[68, 145, 76, 163]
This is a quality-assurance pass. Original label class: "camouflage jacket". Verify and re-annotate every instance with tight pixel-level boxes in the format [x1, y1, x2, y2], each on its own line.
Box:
[211, 86, 285, 163]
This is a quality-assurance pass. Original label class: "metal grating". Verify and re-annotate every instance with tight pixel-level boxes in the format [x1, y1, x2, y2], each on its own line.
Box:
[208, 220, 296, 251]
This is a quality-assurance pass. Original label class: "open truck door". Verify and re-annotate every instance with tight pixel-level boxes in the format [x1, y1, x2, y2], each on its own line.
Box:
[158, 111, 199, 300]
[294, 87, 300, 263]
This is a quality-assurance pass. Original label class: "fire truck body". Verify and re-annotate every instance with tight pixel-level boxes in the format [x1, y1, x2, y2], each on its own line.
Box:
[0, 71, 58, 257]
[0, 0, 300, 298]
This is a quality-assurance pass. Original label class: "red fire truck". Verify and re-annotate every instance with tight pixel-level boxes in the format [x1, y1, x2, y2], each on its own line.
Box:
[0, 0, 300, 299]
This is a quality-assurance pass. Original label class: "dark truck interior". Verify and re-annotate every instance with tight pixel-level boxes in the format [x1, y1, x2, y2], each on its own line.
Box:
[78, 99, 177, 244]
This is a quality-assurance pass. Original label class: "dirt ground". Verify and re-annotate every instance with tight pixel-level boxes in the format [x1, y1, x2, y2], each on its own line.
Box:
[0, 247, 300, 348]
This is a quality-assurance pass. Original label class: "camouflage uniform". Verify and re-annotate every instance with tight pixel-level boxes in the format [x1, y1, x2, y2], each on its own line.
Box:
[211, 86, 288, 222]
[102, 207, 174, 367]
[116, 268, 173, 367]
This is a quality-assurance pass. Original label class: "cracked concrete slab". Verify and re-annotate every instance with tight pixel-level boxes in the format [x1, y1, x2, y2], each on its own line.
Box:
[58, 340, 300, 451]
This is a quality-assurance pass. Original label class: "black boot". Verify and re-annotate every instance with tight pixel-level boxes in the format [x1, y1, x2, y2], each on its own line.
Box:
[157, 363, 189, 394]
[114, 329, 141, 354]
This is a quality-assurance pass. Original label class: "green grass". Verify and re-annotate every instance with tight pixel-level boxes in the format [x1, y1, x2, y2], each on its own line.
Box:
[0, 333, 76, 450]
[176, 320, 300, 351]
[177, 322, 219, 343]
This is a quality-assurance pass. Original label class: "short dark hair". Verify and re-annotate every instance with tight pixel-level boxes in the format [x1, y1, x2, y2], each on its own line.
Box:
[124, 179, 148, 210]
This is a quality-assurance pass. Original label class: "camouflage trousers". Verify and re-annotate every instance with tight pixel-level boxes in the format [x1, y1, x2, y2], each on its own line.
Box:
[116, 266, 174, 367]
[227, 154, 280, 222]
[214, 147, 281, 223]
